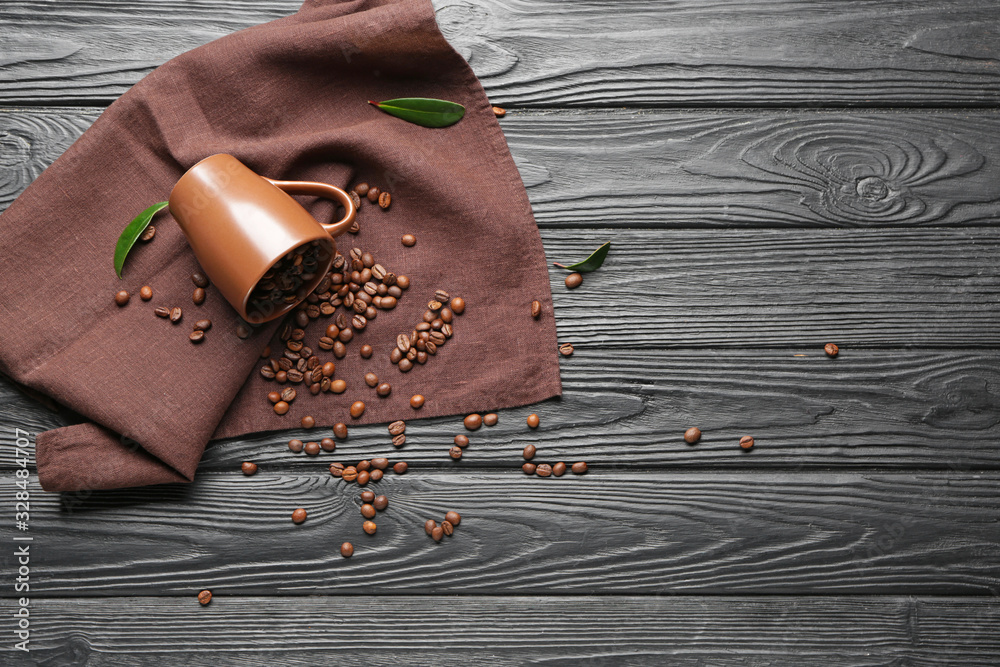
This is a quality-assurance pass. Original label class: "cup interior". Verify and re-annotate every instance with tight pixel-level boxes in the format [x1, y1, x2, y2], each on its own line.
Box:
[243, 237, 335, 324]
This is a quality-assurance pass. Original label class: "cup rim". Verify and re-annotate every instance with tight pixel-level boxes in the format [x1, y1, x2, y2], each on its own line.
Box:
[240, 233, 336, 324]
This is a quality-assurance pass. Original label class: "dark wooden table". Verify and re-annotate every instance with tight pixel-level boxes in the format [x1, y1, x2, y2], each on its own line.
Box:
[2, 1, 1000, 663]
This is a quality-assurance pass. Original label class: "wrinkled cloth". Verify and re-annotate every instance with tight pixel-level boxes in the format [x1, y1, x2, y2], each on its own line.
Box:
[0, 0, 561, 491]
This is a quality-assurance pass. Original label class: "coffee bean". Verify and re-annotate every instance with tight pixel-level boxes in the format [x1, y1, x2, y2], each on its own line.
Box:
[309, 382, 321, 395]
[350, 401, 366, 418]
[825, 343, 839, 357]
[322, 361, 336, 377]
[370, 382, 389, 397]
[286, 340, 304, 353]
[291, 508, 307, 524]
[275, 370, 288, 383]
[684, 427, 701, 444]
[427, 300, 443, 312]
[294, 310, 309, 327]
[352, 314, 367, 330]
[552, 461, 567, 476]
[398, 358, 413, 372]
[565, 272, 583, 289]
[154, 306, 170, 318]
[483, 413, 498, 426]
[393, 461, 408, 474]
[331, 379, 347, 393]
[333, 341, 347, 358]
[439, 308, 453, 324]
[360, 344, 373, 358]
[453, 435, 469, 448]
[139, 225, 156, 242]
[531, 300, 541, 318]
[431, 525, 444, 541]
[378, 191, 391, 209]
[429, 331, 446, 345]
[241, 461, 258, 475]
[273, 401, 289, 415]
[371, 466, 384, 481]
[392, 434, 406, 447]
[464, 413, 482, 430]
[114, 290, 130, 306]
[361, 503, 376, 519]
[340, 542, 354, 558]
[535, 463, 553, 477]
[135, 285, 152, 302]
[330, 462, 345, 477]
[363, 520, 377, 535]
[288, 439, 304, 453]
[388, 421, 406, 436]
[450, 297, 465, 314]
[449, 446, 462, 459]
[304, 441, 320, 456]
[522, 463, 536, 474]
[301, 415, 316, 429]
[367, 186, 380, 203]
[268, 391, 280, 403]
[369, 458, 388, 471]
[350, 190, 361, 209]
[354, 182, 369, 196]
[740, 435, 755, 450]
[190, 319, 211, 333]
[396, 333, 411, 353]
[396, 275, 410, 290]
[357, 460, 371, 472]
[559, 343, 574, 357]
[523, 444, 536, 460]
[424, 519, 437, 535]
[445, 511, 461, 527]
[342, 466, 358, 482]
[441, 520, 454, 536]
[364, 372, 378, 388]
[527, 413, 540, 428]
[441, 323, 453, 338]
[334, 423, 348, 439]
[318, 337, 334, 351]
[286, 369, 304, 383]
[492, 105, 506, 117]
[410, 394, 425, 409]
[339, 328, 354, 343]
[193, 287, 206, 305]
[198, 589, 212, 605]
[236, 323, 252, 339]
[192, 272, 210, 288]
[348, 220, 360, 234]
[571, 462, 588, 474]
[189, 330, 205, 343]
[320, 438, 336, 452]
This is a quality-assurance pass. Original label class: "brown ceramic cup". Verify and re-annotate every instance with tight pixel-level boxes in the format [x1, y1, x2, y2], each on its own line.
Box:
[168, 154, 356, 323]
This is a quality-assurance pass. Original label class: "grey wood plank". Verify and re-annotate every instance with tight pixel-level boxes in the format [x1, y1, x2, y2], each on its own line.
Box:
[6, 348, 1000, 471]
[4, 471, 998, 595]
[6, 107, 1000, 228]
[1, 0, 999, 106]
[1, 596, 998, 665]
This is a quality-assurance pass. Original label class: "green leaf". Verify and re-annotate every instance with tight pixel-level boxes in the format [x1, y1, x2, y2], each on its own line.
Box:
[115, 201, 168, 278]
[553, 241, 611, 272]
[368, 98, 465, 128]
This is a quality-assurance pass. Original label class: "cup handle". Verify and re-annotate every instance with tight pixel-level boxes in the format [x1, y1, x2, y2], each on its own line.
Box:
[264, 178, 357, 238]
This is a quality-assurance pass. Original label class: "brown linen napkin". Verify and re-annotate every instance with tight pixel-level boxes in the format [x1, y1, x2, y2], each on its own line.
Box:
[0, 0, 561, 492]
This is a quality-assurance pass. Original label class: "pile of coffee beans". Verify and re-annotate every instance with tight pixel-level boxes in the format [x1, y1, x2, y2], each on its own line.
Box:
[245, 241, 330, 324]
[329, 457, 407, 485]
[521, 436, 587, 478]
[425, 511, 462, 542]
[389, 291, 463, 373]
[351, 182, 392, 214]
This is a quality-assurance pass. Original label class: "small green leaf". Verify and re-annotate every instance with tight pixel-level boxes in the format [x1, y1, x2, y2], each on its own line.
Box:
[368, 98, 465, 128]
[553, 241, 611, 272]
[115, 201, 168, 278]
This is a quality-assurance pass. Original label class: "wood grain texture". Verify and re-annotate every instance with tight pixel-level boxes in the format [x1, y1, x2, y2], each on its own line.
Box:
[1, 596, 998, 665]
[6, 348, 1000, 471]
[3, 471, 998, 596]
[1, 0, 999, 106]
[6, 108, 1000, 228]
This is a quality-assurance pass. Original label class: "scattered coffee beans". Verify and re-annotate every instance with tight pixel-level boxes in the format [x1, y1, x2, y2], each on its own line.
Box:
[192, 272, 210, 288]
[192, 287, 206, 305]
[425, 520, 437, 535]
[388, 421, 406, 436]
[304, 441, 320, 456]
[288, 439, 304, 453]
[140, 225, 156, 242]
[342, 466, 358, 482]
[364, 372, 379, 387]
[236, 323, 252, 339]
[441, 520, 454, 536]
[357, 470, 370, 485]
[392, 434, 406, 447]
[340, 542, 354, 558]
[740, 435, 755, 450]
[367, 187, 380, 203]
[492, 105, 506, 117]
[361, 503, 376, 519]
[154, 306, 170, 318]
[401, 234, 416, 247]
[334, 423, 348, 439]
[431, 525, 444, 541]
[445, 511, 461, 526]
[825, 343, 839, 357]
[378, 191, 391, 210]
[139, 285, 153, 301]
[189, 330, 205, 344]
[565, 272, 583, 289]
[449, 446, 463, 459]
[330, 462, 345, 477]
[523, 444, 536, 460]
[464, 413, 482, 430]
[535, 463, 553, 477]
[527, 413, 540, 428]
[410, 394, 425, 409]
[241, 461, 257, 475]
[114, 290, 130, 306]
[373, 495, 388, 511]
[684, 427, 701, 444]
[363, 520, 377, 535]
[198, 589, 212, 605]
[291, 508, 307, 524]
[194, 319, 212, 331]
[320, 437, 336, 452]
[450, 297, 465, 314]
[483, 413, 498, 426]
[531, 300, 541, 318]
[377, 383, 392, 397]
[522, 463, 536, 474]
[552, 461, 566, 476]
[454, 434, 469, 448]
[274, 401, 289, 415]
[169, 307, 182, 323]
[393, 461, 408, 474]
[559, 343, 574, 357]
[571, 461, 588, 474]
[360, 344, 373, 358]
